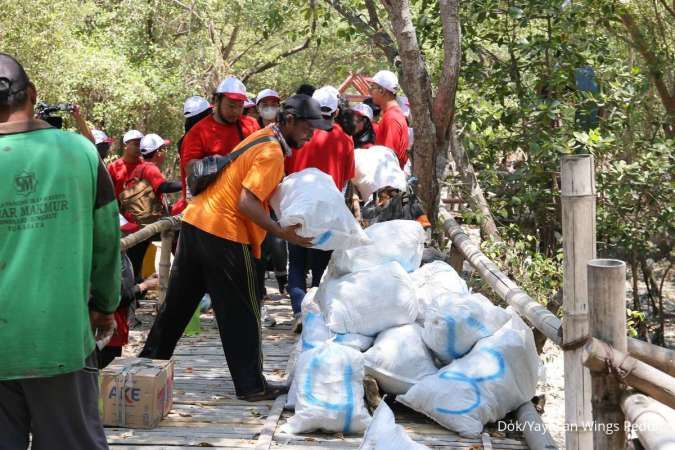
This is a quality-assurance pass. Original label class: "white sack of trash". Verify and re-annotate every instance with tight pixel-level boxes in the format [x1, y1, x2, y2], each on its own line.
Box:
[271, 168, 370, 250]
[330, 220, 426, 275]
[281, 342, 372, 435]
[316, 261, 418, 336]
[359, 401, 431, 450]
[397, 310, 539, 437]
[421, 292, 511, 364]
[363, 324, 438, 395]
[352, 146, 407, 201]
[410, 261, 469, 318]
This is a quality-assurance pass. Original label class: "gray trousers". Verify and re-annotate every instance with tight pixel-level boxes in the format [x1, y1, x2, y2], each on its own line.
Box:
[0, 353, 108, 450]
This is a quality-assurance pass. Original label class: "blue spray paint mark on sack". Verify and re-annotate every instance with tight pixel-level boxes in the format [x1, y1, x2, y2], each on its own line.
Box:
[302, 351, 355, 433]
[314, 231, 332, 246]
[301, 312, 321, 350]
[435, 347, 506, 415]
[444, 313, 491, 359]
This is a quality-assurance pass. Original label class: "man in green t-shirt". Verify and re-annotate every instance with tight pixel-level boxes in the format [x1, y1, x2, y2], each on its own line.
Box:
[0, 54, 120, 450]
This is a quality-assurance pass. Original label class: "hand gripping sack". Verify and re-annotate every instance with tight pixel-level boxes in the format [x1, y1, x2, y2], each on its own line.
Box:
[359, 401, 430, 450]
[363, 324, 438, 395]
[398, 311, 540, 437]
[331, 220, 426, 276]
[352, 146, 407, 200]
[410, 261, 469, 319]
[421, 293, 510, 364]
[270, 168, 370, 250]
[316, 261, 418, 336]
[281, 342, 371, 434]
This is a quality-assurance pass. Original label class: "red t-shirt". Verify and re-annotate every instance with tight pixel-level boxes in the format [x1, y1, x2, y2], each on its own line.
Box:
[108, 157, 143, 197]
[180, 114, 260, 197]
[375, 103, 409, 168]
[285, 123, 355, 191]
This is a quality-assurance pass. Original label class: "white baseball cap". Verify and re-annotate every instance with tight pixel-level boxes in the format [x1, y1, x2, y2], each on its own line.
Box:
[351, 103, 373, 121]
[183, 96, 211, 118]
[122, 129, 144, 144]
[215, 76, 247, 101]
[256, 89, 280, 105]
[140, 133, 170, 155]
[312, 86, 339, 114]
[397, 96, 410, 118]
[244, 98, 256, 109]
[368, 70, 398, 93]
[92, 129, 113, 145]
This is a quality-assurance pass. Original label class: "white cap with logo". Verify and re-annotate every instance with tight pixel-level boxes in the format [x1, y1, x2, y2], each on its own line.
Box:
[92, 129, 113, 145]
[351, 103, 373, 121]
[256, 89, 280, 105]
[312, 85, 339, 114]
[369, 70, 399, 93]
[183, 96, 211, 118]
[215, 76, 247, 101]
[122, 129, 144, 144]
[140, 133, 169, 155]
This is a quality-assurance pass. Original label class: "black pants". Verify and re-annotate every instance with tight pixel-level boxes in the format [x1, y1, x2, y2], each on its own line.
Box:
[139, 222, 265, 396]
[0, 353, 108, 450]
[97, 346, 122, 369]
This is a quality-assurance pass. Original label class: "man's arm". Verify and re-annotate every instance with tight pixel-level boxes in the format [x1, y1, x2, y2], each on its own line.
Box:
[91, 158, 121, 314]
[70, 105, 96, 144]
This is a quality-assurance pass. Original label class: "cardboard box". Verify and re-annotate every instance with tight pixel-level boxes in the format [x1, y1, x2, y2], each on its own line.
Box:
[100, 357, 174, 429]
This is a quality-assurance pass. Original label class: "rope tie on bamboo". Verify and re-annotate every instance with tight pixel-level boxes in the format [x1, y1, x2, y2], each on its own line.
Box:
[560, 312, 590, 350]
[600, 340, 636, 384]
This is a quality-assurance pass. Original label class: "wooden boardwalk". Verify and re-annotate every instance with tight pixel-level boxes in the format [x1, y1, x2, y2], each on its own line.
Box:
[106, 290, 529, 449]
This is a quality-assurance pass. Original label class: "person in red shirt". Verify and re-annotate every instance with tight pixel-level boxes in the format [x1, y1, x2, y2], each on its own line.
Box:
[284, 86, 355, 330]
[180, 76, 259, 199]
[368, 70, 409, 168]
[173, 96, 213, 215]
[285, 86, 355, 191]
[108, 129, 145, 197]
[123, 134, 181, 278]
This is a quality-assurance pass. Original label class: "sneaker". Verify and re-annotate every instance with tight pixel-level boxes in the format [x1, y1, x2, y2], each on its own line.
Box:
[261, 306, 276, 328]
[292, 312, 303, 334]
[237, 380, 289, 402]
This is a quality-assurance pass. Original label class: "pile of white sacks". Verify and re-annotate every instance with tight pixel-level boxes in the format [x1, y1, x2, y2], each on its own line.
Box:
[282, 219, 541, 440]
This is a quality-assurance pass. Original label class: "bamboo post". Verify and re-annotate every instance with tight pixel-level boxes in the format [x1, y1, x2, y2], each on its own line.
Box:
[621, 391, 675, 450]
[582, 338, 675, 409]
[158, 229, 174, 305]
[560, 154, 595, 450]
[587, 259, 627, 449]
[516, 402, 559, 450]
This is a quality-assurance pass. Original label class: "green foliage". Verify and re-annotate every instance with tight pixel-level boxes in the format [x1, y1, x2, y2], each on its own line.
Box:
[0, 0, 381, 165]
[477, 227, 564, 309]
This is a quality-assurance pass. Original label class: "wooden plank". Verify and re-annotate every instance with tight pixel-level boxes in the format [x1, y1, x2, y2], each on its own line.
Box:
[256, 395, 287, 450]
[482, 433, 494, 450]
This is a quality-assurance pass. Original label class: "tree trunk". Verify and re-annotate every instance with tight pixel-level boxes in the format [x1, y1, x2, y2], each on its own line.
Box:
[449, 124, 501, 240]
[381, 0, 440, 222]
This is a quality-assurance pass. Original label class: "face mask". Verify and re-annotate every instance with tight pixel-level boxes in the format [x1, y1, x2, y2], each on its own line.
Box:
[259, 105, 279, 121]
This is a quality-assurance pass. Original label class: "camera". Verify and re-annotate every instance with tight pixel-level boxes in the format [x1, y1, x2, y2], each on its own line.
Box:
[35, 101, 75, 129]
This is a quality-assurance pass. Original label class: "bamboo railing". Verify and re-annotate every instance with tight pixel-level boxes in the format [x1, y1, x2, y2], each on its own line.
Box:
[121, 215, 181, 304]
[439, 154, 675, 450]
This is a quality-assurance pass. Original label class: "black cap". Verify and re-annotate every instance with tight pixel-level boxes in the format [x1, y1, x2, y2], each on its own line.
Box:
[0, 53, 29, 105]
[282, 94, 332, 131]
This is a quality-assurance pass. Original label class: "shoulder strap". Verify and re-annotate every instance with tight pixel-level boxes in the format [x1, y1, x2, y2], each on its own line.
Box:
[220, 135, 277, 167]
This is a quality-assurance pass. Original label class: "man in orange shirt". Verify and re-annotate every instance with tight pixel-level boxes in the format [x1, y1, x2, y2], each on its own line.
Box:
[140, 95, 331, 402]
[180, 76, 259, 199]
[368, 70, 409, 168]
